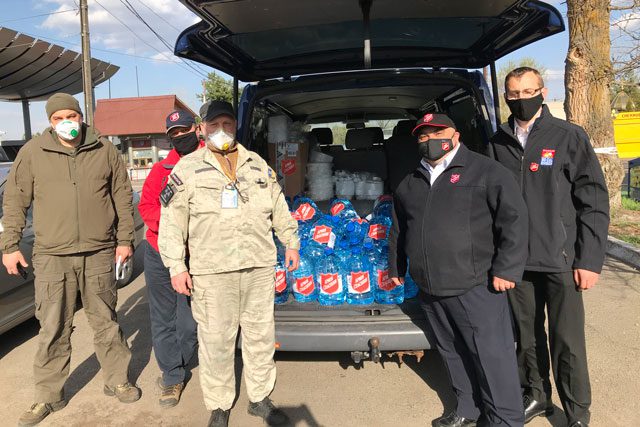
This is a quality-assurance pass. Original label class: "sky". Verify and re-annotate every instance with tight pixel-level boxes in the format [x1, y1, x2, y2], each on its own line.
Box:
[0, 0, 636, 140]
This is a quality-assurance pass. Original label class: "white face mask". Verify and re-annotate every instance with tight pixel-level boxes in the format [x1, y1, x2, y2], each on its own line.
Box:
[54, 120, 81, 141]
[206, 128, 235, 151]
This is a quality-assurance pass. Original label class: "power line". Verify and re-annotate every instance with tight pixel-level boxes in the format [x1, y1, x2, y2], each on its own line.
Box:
[0, 8, 78, 24]
[132, 0, 182, 32]
[93, 0, 207, 79]
[119, 0, 209, 77]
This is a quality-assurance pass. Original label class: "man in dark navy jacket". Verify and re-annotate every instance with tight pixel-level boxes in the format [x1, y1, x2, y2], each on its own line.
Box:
[389, 113, 529, 427]
[490, 67, 609, 427]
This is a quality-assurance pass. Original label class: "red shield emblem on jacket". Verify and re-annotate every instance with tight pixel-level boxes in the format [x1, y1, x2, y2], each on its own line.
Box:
[530, 162, 540, 172]
[450, 174, 460, 183]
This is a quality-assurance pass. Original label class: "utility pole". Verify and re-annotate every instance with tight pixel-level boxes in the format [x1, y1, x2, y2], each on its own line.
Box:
[80, 0, 94, 126]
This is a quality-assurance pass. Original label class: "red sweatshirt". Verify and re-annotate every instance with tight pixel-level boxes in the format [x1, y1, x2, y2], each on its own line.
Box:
[138, 143, 204, 252]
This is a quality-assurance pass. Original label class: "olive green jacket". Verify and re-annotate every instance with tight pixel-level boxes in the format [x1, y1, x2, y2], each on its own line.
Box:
[0, 125, 134, 255]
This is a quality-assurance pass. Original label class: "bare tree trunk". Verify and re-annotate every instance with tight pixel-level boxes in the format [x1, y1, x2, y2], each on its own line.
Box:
[565, 0, 625, 212]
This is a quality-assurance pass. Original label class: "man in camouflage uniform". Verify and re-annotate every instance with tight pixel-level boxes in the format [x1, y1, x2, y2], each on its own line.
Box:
[158, 100, 299, 427]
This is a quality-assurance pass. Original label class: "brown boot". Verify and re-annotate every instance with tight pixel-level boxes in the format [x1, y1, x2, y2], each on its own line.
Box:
[157, 376, 184, 408]
[18, 400, 66, 426]
[103, 382, 141, 403]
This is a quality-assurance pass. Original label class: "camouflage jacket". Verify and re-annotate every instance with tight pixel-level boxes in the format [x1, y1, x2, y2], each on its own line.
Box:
[158, 144, 299, 276]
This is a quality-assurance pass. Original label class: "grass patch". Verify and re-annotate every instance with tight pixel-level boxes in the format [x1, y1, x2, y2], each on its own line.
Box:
[622, 196, 640, 211]
[612, 234, 640, 246]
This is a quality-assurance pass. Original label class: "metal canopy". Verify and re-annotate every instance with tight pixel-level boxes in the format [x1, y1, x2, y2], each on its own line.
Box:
[0, 27, 118, 101]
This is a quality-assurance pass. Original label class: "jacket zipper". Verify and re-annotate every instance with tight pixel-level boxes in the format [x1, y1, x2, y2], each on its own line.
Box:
[422, 182, 433, 295]
[71, 151, 80, 249]
[560, 221, 569, 264]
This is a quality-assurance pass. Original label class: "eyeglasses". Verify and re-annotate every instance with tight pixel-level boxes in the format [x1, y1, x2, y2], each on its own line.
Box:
[505, 87, 543, 100]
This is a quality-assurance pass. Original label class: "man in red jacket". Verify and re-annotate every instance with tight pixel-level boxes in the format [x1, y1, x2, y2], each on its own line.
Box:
[138, 109, 203, 408]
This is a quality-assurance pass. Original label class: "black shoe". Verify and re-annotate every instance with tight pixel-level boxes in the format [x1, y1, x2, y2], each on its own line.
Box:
[568, 422, 588, 427]
[208, 409, 230, 427]
[248, 397, 290, 426]
[523, 395, 553, 424]
[434, 412, 477, 427]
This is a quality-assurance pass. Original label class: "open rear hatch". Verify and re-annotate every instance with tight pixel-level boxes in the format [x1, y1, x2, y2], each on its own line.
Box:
[175, 0, 563, 81]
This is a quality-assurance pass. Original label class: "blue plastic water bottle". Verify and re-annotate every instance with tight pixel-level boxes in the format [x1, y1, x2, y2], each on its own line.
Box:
[373, 249, 404, 304]
[346, 247, 374, 305]
[329, 198, 359, 220]
[316, 248, 345, 306]
[274, 250, 289, 304]
[290, 248, 318, 303]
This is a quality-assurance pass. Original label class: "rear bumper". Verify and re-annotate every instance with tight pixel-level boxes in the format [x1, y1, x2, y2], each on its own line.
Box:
[274, 318, 431, 352]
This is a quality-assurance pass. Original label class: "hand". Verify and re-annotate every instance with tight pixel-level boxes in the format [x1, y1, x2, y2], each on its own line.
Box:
[285, 249, 300, 272]
[492, 276, 515, 292]
[115, 245, 134, 264]
[2, 250, 28, 276]
[171, 271, 193, 296]
[391, 277, 405, 287]
[573, 268, 600, 291]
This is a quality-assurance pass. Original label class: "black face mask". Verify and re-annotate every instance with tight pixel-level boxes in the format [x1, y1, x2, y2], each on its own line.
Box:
[170, 131, 200, 156]
[418, 138, 455, 162]
[506, 93, 544, 122]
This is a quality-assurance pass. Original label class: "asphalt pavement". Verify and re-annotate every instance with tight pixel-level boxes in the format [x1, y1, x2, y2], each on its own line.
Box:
[1, 247, 638, 427]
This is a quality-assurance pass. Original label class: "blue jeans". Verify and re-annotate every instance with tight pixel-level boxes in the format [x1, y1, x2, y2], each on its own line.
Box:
[144, 244, 197, 386]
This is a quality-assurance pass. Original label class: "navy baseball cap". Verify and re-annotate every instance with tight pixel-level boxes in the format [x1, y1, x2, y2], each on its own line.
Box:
[200, 100, 236, 122]
[165, 110, 195, 133]
[412, 113, 457, 136]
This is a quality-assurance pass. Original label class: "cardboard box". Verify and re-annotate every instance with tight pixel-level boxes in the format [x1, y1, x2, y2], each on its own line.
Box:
[267, 140, 309, 198]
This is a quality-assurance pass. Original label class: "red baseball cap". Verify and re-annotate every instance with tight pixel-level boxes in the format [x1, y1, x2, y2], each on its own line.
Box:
[412, 113, 457, 136]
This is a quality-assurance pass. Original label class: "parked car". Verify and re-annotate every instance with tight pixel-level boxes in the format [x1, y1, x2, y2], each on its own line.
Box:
[175, 0, 564, 361]
[0, 162, 146, 334]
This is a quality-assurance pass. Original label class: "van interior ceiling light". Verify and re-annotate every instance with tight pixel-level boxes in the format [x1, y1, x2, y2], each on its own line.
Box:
[359, 0, 373, 69]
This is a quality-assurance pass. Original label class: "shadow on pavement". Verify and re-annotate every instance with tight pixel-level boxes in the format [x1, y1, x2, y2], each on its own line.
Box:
[0, 316, 39, 359]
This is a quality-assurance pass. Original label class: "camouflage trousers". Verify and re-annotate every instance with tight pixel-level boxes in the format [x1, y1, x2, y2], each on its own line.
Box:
[191, 266, 276, 411]
[32, 248, 132, 403]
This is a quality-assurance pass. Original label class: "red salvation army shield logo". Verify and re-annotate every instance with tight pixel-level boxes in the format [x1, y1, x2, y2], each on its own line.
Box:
[530, 162, 540, 172]
[312, 225, 333, 244]
[450, 174, 460, 183]
[442, 141, 450, 151]
[368, 224, 388, 240]
[377, 269, 397, 291]
[320, 273, 341, 294]
[281, 159, 296, 176]
[275, 271, 287, 293]
[292, 203, 316, 221]
[351, 272, 371, 294]
[169, 112, 180, 122]
[330, 202, 345, 216]
[295, 276, 315, 296]
[423, 113, 434, 122]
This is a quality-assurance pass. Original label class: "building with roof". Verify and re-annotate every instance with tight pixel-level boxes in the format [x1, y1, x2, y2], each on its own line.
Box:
[94, 95, 196, 178]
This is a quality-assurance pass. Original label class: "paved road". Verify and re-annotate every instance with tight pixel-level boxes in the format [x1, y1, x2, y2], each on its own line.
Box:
[1, 249, 638, 427]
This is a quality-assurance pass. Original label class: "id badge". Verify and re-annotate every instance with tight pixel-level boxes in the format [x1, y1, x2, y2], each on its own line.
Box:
[221, 185, 238, 209]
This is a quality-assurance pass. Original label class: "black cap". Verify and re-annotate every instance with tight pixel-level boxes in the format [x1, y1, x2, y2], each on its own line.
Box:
[200, 100, 236, 122]
[166, 110, 195, 133]
[412, 113, 457, 136]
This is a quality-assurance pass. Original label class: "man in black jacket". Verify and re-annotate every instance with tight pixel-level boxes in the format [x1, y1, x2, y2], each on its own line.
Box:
[389, 113, 529, 427]
[490, 67, 609, 427]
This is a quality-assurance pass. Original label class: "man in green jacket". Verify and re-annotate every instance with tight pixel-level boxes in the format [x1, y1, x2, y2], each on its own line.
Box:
[1, 93, 141, 427]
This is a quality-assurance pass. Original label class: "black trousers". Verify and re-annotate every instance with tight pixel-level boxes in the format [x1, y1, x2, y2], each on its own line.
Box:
[144, 244, 198, 386]
[420, 284, 524, 427]
[508, 271, 591, 424]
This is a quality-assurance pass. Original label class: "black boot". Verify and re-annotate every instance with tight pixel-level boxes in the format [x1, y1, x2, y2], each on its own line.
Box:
[248, 397, 289, 426]
[208, 409, 230, 427]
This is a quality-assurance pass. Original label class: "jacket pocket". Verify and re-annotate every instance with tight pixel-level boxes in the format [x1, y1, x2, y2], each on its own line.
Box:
[194, 182, 223, 215]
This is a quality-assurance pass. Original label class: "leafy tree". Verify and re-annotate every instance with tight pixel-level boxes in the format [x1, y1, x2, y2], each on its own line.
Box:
[611, 70, 640, 111]
[197, 72, 234, 104]
[497, 58, 547, 121]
